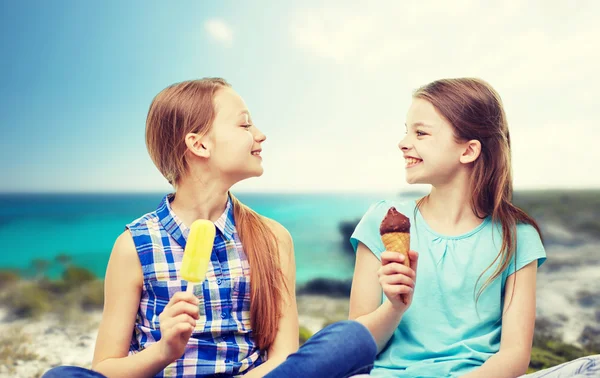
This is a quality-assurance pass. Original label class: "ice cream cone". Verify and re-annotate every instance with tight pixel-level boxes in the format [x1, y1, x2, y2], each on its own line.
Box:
[379, 207, 412, 305]
[381, 232, 410, 268]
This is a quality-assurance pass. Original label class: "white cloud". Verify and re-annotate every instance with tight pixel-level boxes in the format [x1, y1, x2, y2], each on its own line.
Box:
[232, 118, 598, 193]
[281, 1, 600, 190]
[289, 2, 600, 87]
[205, 19, 233, 45]
[510, 120, 599, 189]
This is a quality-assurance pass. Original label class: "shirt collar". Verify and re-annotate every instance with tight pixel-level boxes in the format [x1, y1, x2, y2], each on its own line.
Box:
[156, 193, 236, 249]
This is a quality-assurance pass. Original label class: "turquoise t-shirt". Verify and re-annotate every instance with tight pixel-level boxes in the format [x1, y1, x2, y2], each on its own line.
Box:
[350, 200, 546, 378]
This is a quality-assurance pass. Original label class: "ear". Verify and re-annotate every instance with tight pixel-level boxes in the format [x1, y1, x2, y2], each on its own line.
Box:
[459, 139, 481, 164]
[185, 132, 211, 158]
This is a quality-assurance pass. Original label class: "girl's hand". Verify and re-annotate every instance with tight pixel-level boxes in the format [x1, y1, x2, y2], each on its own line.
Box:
[157, 291, 200, 363]
[378, 250, 419, 311]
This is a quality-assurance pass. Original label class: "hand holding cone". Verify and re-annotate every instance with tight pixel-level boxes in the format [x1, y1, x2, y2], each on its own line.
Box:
[380, 207, 411, 304]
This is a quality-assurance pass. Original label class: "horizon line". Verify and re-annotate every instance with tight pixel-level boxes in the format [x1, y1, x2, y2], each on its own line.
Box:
[1, 187, 599, 195]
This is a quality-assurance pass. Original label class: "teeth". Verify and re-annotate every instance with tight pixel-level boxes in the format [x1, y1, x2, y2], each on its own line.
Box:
[405, 157, 421, 166]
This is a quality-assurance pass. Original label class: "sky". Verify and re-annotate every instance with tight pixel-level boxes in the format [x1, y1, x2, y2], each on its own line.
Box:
[1, 0, 599, 193]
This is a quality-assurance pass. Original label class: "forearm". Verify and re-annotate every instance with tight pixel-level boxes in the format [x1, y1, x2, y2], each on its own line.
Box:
[462, 349, 529, 378]
[243, 356, 286, 377]
[93, 342, 172, 378]
[354, 300, 404, 353]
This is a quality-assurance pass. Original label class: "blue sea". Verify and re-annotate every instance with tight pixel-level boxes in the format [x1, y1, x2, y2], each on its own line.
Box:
[0, 192, 423, 284]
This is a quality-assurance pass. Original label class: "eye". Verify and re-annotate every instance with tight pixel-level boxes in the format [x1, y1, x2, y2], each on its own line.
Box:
[241, 124, 252, 129]
[416, 130, 427, 137]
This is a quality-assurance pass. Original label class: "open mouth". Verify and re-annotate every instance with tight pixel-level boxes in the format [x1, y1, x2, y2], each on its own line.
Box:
[405, 157, 422, 168]
[251, 149, 262, 157]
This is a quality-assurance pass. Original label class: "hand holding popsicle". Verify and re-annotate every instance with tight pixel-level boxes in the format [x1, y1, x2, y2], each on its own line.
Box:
[156, 220, 215, 363]
[157, 292, 199, 362]
[182, 220, 216, 293]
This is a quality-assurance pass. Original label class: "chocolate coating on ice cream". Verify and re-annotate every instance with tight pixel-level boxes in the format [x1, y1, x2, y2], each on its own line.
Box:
[379, 207, 410, 234]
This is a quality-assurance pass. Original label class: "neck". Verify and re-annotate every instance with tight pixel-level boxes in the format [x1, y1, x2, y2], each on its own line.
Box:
[420, 170, 482, 234]
[170, 176, 230, 227]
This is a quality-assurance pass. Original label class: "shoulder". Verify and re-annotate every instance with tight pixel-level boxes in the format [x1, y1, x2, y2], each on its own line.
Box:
[106, 230, 142, 286]
[111, 230, 139, 261]
[507, 222, 546, 272]
[262, 216, 293, 247]
[515, 222, 545, 257]
[350, 199, 416, 256]
[126, 210, 160, 232]
[361, 199, 416, 224]
[261, 217, 295, 270]
[516, 222, 542, 240]
[489, 220, 543, 244]
[361, 199, 389, 220]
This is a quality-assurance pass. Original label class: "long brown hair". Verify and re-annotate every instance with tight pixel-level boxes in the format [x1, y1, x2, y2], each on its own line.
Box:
[413, 78, 542, 302]
[145, 78, 286, 350]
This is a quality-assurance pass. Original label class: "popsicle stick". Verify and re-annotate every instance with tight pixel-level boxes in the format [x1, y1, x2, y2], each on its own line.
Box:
[186, 282, 195, 293]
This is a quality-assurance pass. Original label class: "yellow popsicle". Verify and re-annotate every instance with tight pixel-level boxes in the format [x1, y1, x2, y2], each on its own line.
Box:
[181, 220, 215, 290]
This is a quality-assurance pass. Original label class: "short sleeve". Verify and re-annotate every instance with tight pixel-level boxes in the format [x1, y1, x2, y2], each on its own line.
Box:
[350, 200, 391, 260]
[506, 223, 546, 277]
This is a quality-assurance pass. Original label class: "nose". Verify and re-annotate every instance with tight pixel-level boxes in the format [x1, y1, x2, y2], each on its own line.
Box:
[254, 126, 266, 143]
[398, 134, 411, 151]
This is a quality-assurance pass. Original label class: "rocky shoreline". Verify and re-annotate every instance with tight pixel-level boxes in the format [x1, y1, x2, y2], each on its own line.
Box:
[0, 295, 350, 378]
[0, 309, 101, 378]
[1, 237, 599, 378]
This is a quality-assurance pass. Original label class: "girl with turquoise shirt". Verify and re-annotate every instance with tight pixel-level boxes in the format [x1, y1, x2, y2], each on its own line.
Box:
[42, 78, 377, 378]
[348, 78, 599, 377]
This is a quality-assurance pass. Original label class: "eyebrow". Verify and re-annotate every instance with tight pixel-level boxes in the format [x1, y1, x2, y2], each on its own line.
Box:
[405, 122, 434, 128]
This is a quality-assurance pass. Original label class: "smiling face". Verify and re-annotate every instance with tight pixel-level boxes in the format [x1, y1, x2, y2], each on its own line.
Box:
[205, 87, 267, 183]
[399, 98, 468, 186]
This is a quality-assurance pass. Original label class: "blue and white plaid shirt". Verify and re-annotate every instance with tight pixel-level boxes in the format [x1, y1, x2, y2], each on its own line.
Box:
[126, 194, 263, 377]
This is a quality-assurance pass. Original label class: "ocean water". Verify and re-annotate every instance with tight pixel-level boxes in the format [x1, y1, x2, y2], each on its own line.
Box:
[0, 192, 418, 284]
[2, 192, 599, 343]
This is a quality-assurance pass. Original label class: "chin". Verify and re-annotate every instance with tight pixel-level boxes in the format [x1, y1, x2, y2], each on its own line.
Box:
[405, 175, 429, 185]
[243, 167, 264, 179]
[405, 176, 418, 185]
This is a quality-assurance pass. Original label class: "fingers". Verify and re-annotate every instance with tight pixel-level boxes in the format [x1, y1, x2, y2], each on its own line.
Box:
[379, 250, 418, 307]
[163, 322, 195, 342]
[378, 262, 416, 280]
[408, 250, 419, 273]
[164, 292, 200, 311]
[173, 322, 194, 337]
[380, 273, 415, 288]
[382, 250, 418, 263]
[381, 282, 413, 296]
[160, 300, 200, 324]
[381, 251, 406, 265]
[160, 313, 197, 331]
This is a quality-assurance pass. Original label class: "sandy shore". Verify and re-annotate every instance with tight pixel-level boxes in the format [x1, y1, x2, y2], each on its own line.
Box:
[536, 242, 600, 344]
[0, 309, 102, 378]
[1, 246, 598, 378]
[0, 295, 350, 378]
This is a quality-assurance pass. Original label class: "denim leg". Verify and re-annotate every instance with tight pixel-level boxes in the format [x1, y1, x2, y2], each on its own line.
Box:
[522, 355, 600, 377]
[41, 366, 108, 378]
[264, 320, 377, 378]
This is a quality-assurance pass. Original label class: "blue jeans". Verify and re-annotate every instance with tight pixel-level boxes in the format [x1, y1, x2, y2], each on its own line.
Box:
[523, 355, 600, 377]
[42, 320, 377, 378]
[349, 355, 600, 377]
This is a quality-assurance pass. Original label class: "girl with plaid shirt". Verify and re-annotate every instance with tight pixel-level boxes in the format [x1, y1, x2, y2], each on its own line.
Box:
[43, 78, 376, 378]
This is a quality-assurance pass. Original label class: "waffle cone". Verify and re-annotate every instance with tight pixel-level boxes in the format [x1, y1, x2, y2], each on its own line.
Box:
[381, 231, 411, 305]
[381, 232, 410, 268]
